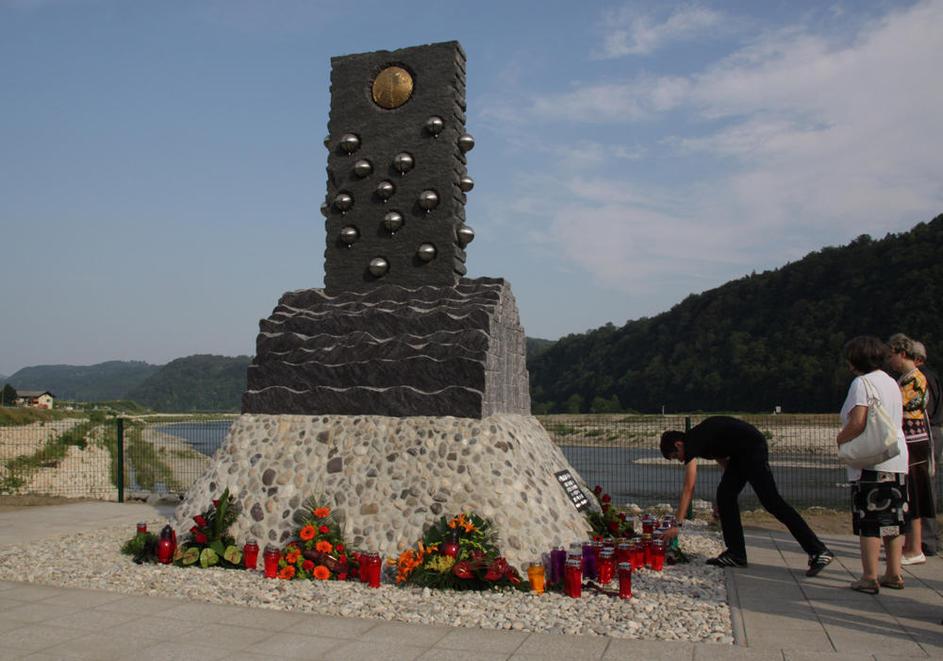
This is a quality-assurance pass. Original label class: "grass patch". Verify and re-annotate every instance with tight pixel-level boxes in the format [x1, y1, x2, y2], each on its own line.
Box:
[124, 421, 181, 491]
[0, 407, 78, 427]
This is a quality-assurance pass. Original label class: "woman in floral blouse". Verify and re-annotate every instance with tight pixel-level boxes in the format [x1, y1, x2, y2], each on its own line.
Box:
[888, 333, 934, 565]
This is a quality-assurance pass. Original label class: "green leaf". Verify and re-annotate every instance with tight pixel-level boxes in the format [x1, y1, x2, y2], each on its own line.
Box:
[200, 547, 219, 568]
[223, 545, 242, 565]
[210, 540, 225, 556]
[180, 547, 200, 566]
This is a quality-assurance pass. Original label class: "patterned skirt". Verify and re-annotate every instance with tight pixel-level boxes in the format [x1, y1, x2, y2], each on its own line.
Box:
[904, 418, 936, 519]
[851, 470, 908, 538]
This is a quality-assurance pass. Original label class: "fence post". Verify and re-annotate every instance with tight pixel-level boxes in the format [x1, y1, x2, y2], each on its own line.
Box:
[116, 418, 125, 503]
[684, 416, 693, 520]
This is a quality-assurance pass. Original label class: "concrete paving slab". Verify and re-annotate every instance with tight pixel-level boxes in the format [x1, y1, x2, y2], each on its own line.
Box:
[323, 639, 427, 660]
[357, 620, 453, 647]
[0, 624, 85, 653]
[432, 626, 529, 654]
[418, 648, 511, 661]
[244, 631, 344, 659]
[173, 622, 276, 650]
[38, 631, 155, 660]
[512, 631, 609, 659]
[601, 638, 695, 659]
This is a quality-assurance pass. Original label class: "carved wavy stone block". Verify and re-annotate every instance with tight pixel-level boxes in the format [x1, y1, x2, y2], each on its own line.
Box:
[243, 277, 529, 418]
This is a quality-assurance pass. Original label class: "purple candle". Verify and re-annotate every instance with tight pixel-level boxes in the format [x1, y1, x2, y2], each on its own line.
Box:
[582, 542, 597, 581]
[550, 547, 566, 584]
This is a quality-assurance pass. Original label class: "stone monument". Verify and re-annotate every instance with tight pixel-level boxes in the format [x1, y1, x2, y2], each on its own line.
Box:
[176, 41, 594, 569]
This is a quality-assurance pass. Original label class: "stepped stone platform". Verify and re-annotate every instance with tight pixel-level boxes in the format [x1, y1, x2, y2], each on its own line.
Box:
[242, 278, 529, 419]
[174, 413, 594, 569]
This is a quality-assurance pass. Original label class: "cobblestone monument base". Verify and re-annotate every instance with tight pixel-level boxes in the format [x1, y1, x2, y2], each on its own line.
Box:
[174, 413, 594, 570]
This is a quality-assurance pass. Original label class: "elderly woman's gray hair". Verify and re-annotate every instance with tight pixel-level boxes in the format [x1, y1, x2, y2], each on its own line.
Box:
[888, 333, 917, 358]
[912, 340, 927, 361]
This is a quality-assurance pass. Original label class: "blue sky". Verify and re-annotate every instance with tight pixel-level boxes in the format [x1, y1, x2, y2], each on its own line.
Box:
[1, 0, 941, 376]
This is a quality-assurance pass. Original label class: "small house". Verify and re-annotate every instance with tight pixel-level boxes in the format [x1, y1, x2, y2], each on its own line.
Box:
[15, 390, 55, 409]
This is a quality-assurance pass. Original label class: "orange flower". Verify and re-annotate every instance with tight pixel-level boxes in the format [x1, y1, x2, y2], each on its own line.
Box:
[278, 565, 296, 580]
[285, 550, 301, 564]
[315, 540, 333, 553]
[313, 565, 330, 580]
[313, 507, 330, 519]
[299, 525, 316, 541]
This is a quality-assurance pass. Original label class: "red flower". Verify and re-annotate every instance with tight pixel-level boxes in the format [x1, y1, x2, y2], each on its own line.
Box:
[452, 561, 473, 579]
[313, 565, 330, 580]
[302, 560, 314, 571]
[336, 543, 345, 552]
[299, 525, 316, 541]
[593, 485, 603, 495]
[338, 554, 347, 563]
[601, 494, 611, 504]
[212, 499, 221, 508]
[193, 531, 208, 544]
[319, 525, 329, 534]
[193, 515, 207, 527]
[619, 512, 627, 521]
[337, 572, 347, 581]
[608, 521, 620, 533]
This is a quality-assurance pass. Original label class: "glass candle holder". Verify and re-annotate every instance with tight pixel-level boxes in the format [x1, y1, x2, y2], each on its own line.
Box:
[564, 558, 582, 598]
[243, 540, 259, 570]
[617, 561, 632, 599]
[136, 522, 147, 535]
[616, 541, 631, 565]
[263, 545, 280, 579]
[527, 562, 546, 594]
[643, 533, 653, 568]
[652, 540, 666, 571]
[365, 552, 382, 588]
[581, 542, 597, 580]
[550, 547, 566, 585]
[597, 548, 615, 584]
[630, 538, 644, 570]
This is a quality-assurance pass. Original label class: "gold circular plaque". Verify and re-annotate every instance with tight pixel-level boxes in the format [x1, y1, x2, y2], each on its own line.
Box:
[372, 66, 414, 109]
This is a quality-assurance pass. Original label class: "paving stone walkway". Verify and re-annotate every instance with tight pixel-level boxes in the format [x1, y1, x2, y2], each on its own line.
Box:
[0, 502, 941, 659]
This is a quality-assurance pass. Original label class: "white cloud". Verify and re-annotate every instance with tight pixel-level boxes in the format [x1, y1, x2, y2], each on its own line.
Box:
[505, 1, 943, 296]
[596, 2, 725, 58]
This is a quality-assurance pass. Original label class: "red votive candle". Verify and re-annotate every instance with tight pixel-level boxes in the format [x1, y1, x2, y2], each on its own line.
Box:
[243, 540, 259, 570]
[642, 515, 654, 535]
[652, 539, 665, 571]
[564, 558, 582, 598]
[263, 545, 280, 579]
[616, 541, 631, 565]
[136, 522, 147, 534]
[643, 533, 653, 568]
[630, 539, 644, 570]
[618, 562, 632, 599]
[597, 548, 615, 584]
[365, 552, 382, 588]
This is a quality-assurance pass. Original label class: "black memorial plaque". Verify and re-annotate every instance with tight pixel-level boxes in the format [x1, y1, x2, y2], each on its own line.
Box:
[554, 469, 590, 511]
[323, 41, 471, 293]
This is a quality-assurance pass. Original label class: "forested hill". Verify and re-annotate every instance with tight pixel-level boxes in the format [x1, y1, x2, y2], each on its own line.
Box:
[528, 214, 943, 414]
[126, 354, 250, 412]
[7, 361, 160, 401]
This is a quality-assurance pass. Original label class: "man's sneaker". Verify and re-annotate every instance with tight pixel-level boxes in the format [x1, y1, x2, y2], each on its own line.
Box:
[806, 549, 834, 577]
[706, 550, 748, 568]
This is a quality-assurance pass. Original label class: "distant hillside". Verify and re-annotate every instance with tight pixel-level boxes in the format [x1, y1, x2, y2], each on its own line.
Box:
[528, 214, 943, 413]
[526, 338, 556, 365]
[0, 375, 7, 385]
[7, 361, 160, 401]
[127, 354, 251, 412]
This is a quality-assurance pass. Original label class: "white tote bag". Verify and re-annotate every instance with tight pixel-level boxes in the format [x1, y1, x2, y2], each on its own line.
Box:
[838, 377, 901, 469]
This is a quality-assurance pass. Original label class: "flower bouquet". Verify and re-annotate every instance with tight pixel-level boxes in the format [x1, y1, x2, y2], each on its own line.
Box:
[174, 488, 243, 569]
[277, 499, 354, 580]
[585, 485, 634, 538]
[393, 512, 526, 591]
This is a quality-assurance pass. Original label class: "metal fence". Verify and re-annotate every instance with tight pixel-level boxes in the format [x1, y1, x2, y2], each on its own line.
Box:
[1, 412, 937, 511]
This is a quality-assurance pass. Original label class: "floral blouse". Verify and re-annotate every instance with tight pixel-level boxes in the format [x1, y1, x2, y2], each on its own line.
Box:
[899, 368, 928, 420]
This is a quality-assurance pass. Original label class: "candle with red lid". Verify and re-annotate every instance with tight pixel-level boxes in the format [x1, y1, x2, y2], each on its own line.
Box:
[263, 545, 280, 578]
[243, 540, 259, 570]
[617, 562, 632, 599]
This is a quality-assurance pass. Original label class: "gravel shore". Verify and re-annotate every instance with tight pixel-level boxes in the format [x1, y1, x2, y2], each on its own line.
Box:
[0, 520, 731, 643]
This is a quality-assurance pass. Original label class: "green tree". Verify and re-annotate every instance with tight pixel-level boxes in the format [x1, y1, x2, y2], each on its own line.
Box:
[563, 393, 584, 414]
[1, 384, 16, 407]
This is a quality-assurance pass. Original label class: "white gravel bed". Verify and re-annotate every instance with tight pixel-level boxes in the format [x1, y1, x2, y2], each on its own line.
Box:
[0, 521, 731, 643]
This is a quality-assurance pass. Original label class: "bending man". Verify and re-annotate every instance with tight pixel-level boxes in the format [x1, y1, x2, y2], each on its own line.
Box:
[660, 416, 833, 575]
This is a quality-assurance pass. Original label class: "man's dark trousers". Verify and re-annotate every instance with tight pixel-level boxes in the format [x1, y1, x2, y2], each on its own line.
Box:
[718, 444, 827, 560]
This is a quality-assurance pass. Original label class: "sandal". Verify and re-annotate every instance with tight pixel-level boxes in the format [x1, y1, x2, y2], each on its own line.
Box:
[850, 578, 879, 594]
[879, 575, 904, 590]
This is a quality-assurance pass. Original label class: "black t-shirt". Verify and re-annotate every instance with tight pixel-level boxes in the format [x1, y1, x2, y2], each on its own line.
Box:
[682, 416, 768, 463]
[922, 366, 941, 426]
